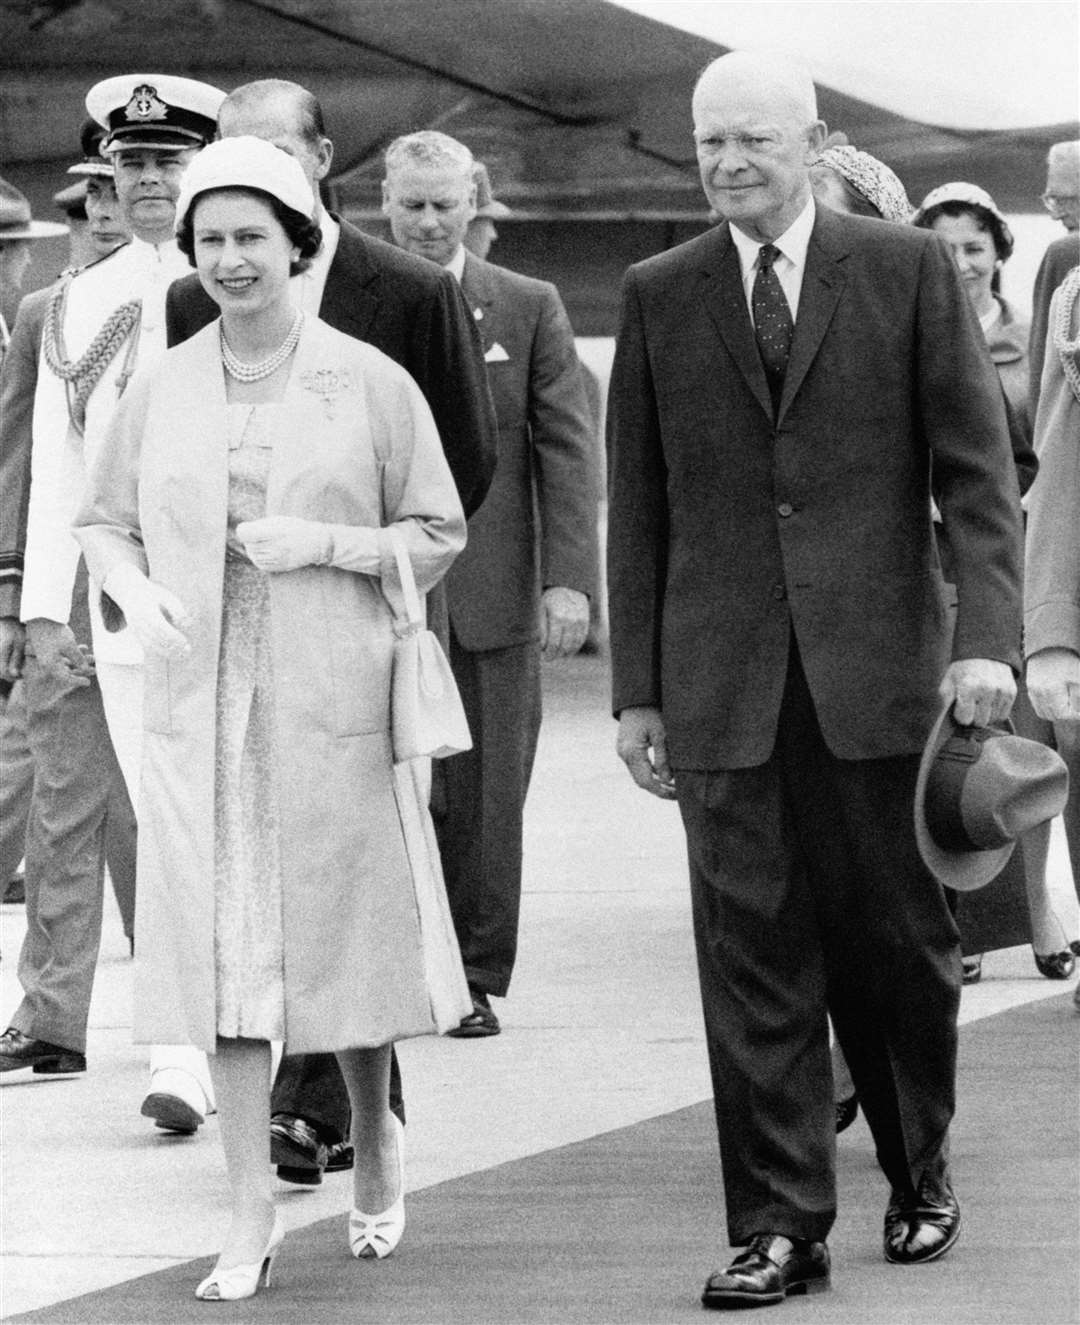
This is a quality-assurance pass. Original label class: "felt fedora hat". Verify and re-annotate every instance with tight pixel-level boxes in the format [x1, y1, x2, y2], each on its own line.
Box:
[472, 162, 511, 219]
[914, 702, 1069, 891]
[0, 177, 69, 240]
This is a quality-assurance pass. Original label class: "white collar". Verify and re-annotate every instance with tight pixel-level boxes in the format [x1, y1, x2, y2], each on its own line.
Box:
[978, 301, 1001, 335]
[445, 245, 467, 284]
[730, 195, 816, 278]
[130, 234, 180, 261]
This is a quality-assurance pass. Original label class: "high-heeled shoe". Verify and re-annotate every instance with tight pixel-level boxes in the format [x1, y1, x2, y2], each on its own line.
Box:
[195, 1212, 284, 1301]
[1033, 949, 1076, 980]
[349, 1114, 405, 1259]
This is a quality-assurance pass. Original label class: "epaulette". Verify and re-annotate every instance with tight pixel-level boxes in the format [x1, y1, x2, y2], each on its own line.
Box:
[60, 240, 134, 281]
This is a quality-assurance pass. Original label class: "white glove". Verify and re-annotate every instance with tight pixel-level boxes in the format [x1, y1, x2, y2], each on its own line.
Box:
[1027, 648, 1080, 722]
[235, 517, 332, 573]
[103, 563, 192, 658]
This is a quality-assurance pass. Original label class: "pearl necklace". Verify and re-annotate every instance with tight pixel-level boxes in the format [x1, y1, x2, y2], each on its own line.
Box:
[220, 311, 304, 382]
[1053, 267, 1080, 404]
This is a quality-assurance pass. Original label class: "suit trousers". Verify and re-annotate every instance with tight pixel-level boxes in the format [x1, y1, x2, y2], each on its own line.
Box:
[271, 1048, 404, 1139]
[0, 681, 34, 885]
[434, 633, 542, 997]
[1, 677, 136, 934]
[11, 658, 125, 1053]
[675, 642, 960, 1246]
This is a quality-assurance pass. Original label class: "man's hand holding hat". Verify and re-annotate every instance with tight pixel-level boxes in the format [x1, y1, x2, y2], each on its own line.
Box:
[938, 657, 1016, 727]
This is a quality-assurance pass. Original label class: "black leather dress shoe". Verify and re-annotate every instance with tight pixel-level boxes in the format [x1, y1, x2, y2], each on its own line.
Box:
[702, 1234, 830, 1308]
[325, 1139, 355, 1173]
[446, 987, 501, 1038]
[883, 1179, 961, 1264]
[1034, 949, 1075, 980]
[0, 1027, 86, 1075]
[271, 1113, 330, 1184]
[272, 1113, 354, 1185]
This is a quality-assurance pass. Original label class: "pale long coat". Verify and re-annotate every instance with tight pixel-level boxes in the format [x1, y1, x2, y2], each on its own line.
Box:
[74, 317, 471, 1053]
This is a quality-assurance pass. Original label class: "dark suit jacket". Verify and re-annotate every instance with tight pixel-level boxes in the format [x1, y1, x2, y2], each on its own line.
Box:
[1029, 231, 1080, 411]
[448, 253, 598, 651]
[607, 205, 1023, 770]
[165, 217, 497, 518]
[0, 286, 53, 619]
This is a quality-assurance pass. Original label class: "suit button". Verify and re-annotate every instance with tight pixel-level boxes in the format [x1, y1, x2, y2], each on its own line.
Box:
[777, 502, 794, 517]
[772, 584, 786, 600]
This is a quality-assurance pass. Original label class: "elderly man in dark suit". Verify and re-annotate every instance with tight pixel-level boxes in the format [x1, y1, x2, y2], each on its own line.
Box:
[607, 52, 1022, 1308]
[1029, 140, 1080, 411]
[382, 131, 598, 1037]
[165, 79, 498, 1185]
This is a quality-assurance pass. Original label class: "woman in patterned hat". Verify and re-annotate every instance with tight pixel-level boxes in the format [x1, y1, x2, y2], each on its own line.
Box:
[74, 136, 471, 1301]
[808, 146, 916, 1135]
[810, 144, 912, 225]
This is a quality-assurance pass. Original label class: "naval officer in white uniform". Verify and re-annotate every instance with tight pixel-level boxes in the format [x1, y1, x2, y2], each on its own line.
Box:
[0, 75, 224, 1133]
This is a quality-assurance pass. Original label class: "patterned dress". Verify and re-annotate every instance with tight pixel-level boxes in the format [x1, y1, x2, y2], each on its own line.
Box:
[213, 404, 285, 1039]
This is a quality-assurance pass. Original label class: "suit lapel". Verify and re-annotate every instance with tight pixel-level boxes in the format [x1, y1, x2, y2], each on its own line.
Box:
[777, 210, 848, 421]
[317, 218, 380, 340]
[700, 228, 774, 422]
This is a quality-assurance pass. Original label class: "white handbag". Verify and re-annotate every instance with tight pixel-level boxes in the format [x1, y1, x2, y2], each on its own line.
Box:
[387, 526, 472, 763]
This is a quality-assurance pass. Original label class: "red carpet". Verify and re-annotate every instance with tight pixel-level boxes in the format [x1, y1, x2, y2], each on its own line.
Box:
[10, 994, 1078, 1324]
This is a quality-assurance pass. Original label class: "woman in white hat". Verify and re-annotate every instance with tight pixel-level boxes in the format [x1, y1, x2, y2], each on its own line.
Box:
[913, 184, 1030, 430]
[74, 136, 471, 1301]
[913, 182, 1080, 985]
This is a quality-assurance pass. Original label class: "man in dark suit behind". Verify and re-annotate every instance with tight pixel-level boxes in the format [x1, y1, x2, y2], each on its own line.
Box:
[165, 79, 498, 1187]
[607, 52, 1022, 1308]
[381, 131, 598, 1037]
[1028, 140, 1079, 411]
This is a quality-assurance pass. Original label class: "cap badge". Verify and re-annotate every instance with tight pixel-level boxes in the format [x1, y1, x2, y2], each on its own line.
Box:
[124, 85, 168, 123]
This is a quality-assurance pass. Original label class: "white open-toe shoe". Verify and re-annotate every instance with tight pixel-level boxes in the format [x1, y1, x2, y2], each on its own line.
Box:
[348, 1115, 405, 1259]
[195, 1212, 284, 1301]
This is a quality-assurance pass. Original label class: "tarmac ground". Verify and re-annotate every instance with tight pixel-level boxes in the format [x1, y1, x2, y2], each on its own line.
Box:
[1, 652, 1078, 1323]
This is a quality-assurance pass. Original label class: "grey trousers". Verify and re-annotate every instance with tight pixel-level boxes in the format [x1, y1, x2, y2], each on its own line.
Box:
[0, 682, 34, 885]
[434, 634, 542, 998]
[10, 657, 128, 1053]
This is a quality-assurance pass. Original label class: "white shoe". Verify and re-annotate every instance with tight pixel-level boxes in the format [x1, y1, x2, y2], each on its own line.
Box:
[195, 1213, 285, 1300]
[348, 1115, 405, 1259]
[142, 1067, 212, 1134]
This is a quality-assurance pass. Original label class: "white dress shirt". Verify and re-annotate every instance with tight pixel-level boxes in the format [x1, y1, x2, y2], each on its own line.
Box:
[445, 244, 467, 284]
[730, 195, 817, 324]
[292, 211, 339, 314]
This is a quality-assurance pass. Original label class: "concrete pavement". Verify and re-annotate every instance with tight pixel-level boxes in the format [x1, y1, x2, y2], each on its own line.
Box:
[1, 651, 1077, 1320]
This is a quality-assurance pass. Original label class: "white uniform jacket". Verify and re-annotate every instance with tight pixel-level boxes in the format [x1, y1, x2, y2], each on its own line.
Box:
[21, 237, 190, 663]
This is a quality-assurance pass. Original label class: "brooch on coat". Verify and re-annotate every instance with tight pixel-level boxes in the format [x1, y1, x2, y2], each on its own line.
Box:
[298, 367, 356, 420]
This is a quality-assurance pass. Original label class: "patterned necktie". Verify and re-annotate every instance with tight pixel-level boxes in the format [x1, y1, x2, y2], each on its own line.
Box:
[752, 243, 794, 412]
